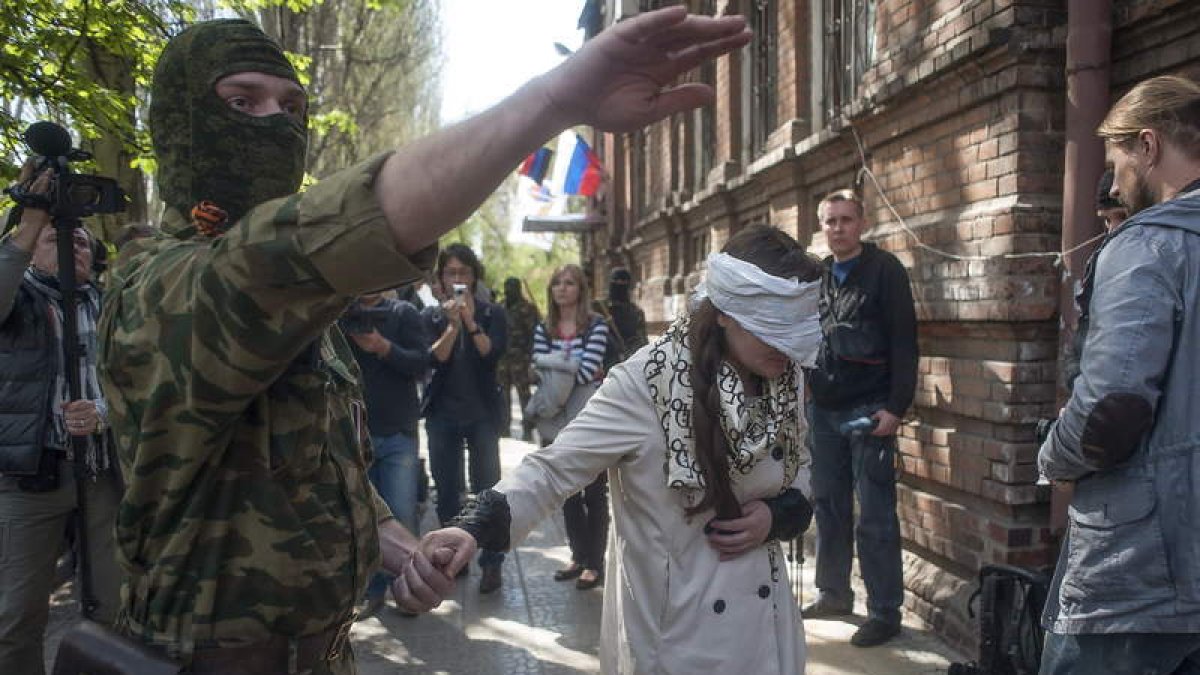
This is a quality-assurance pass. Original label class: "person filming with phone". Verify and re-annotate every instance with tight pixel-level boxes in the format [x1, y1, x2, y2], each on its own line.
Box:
[421, 243, 509, 594]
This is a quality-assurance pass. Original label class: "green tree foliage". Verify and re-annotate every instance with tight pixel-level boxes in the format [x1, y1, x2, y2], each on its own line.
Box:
[222, 0, 442, 177]
[0, 1, 190, 184]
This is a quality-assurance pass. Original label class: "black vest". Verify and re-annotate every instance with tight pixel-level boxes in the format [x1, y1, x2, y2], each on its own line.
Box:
[0, 283, 56, 474]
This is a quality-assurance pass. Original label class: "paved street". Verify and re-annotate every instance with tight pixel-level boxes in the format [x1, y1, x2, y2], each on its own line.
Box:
[349, 435, 966, 674]
[45, 433, 966, 674]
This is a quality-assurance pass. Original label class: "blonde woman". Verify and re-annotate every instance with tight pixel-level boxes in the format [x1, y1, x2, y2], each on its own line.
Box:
[532, 264, 609, 590]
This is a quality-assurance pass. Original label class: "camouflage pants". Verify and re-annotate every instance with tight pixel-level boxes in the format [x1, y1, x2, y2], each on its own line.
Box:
[498, 382, 533, 437]
[497, 359, 534, 437]
[496, 358, 534, 390]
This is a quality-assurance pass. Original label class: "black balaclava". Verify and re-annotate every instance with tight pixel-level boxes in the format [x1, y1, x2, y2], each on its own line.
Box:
[608, 267, 632, 303]
[503, 277, 522, 307]
[150, 19, 307, 235]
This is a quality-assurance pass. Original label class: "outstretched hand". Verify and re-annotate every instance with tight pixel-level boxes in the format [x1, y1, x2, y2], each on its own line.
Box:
[539, 6, 751, 133]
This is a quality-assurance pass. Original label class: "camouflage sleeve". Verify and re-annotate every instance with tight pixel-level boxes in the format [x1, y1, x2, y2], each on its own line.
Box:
[370, 482, 395, 524]
[292, 152, 438, 296]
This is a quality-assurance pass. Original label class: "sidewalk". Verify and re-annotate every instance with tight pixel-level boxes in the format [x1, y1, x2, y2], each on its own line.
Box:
[43, 435, 966, 674]
[351, 435, 966, 674]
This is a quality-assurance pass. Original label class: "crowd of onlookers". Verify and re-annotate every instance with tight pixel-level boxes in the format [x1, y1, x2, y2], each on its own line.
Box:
[3, 5, 1200, 673]
[337, 243, 650, 609]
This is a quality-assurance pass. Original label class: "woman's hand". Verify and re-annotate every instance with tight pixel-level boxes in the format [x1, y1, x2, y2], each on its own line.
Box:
[62, 399, 101, 437]
[705, 499, 773, 561]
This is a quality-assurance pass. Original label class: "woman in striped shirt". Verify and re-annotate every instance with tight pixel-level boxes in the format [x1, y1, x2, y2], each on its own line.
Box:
[533, 264, 609, 590]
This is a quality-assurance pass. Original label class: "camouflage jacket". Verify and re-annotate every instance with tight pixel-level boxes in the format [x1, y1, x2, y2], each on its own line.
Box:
[497, 299, 539, 385]
[99, 153, 435, 653]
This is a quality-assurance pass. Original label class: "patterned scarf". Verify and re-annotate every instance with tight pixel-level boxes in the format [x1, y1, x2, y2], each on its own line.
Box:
[24, 269, 111, 475]
[644, 317, 803, 503]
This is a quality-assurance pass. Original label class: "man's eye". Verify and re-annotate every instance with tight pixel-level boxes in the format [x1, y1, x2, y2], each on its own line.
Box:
[227, 97, 250, 111]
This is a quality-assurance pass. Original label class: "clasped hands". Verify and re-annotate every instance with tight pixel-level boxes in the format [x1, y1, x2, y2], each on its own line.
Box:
[389, 528, 478, 613]
[390, 498, 773, 612]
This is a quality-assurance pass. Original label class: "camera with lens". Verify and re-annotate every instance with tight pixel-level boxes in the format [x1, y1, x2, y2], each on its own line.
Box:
[339, 303, 392, 335]
[4, 121, 127, 223]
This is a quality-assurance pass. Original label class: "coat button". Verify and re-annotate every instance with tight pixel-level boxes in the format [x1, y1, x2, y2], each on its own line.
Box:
[771, 445, 784, 460]
[713, 599, 726, 614]
[758, 585, 771, 598]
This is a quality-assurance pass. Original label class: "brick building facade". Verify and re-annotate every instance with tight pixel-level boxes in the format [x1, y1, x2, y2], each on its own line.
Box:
[579, 0, 1200, 651]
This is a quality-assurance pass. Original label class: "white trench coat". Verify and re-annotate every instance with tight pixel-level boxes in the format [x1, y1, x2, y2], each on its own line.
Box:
[494, 348, 809, 675]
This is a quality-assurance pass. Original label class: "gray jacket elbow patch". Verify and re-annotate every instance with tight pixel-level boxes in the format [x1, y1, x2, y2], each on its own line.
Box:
[1079, 392, 1153, 469]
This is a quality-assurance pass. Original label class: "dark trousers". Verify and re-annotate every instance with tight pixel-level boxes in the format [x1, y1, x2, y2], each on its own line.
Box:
[809, 402, 904, 627]
[0, 461, 122, 675]
[500, 383, 533, 437]
[562, 474, 609, 571]
[426, 414, 503, 567]
[1041, 632, 1200, 675]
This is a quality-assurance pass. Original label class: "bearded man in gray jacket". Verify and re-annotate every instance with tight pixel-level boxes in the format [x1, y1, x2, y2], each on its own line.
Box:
[1038, 74, 1200, 674]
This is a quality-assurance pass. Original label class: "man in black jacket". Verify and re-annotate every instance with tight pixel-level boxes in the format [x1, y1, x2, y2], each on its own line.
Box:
[602, 267, 648, 360]
[803, 189, 918, 648]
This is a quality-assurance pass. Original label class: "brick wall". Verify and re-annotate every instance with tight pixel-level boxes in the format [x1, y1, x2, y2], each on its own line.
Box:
[582, 0, 1200, 653]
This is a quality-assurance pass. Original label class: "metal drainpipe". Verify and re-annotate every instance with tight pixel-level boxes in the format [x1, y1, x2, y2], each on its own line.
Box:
[1052, 0, 1112, 532]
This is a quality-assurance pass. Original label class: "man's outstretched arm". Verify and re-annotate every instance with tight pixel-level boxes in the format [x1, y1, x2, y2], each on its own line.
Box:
[377, 6, 750, 254]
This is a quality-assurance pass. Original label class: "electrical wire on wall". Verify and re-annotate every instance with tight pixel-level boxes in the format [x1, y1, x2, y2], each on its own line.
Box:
[846, 126, 1105, 267]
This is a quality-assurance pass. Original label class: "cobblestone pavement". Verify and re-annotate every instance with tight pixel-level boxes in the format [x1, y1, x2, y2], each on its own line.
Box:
[44, 433, 967, 674]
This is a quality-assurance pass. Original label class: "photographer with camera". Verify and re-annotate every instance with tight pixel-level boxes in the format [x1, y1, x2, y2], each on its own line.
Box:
[421, 243, 509, 594]
[0, 164, 122, 674]
[340, 290, 429, 620]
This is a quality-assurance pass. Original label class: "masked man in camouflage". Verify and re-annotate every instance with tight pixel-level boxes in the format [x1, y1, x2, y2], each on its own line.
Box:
[99, 9, 752, 673]
[497, 277, 540, 440]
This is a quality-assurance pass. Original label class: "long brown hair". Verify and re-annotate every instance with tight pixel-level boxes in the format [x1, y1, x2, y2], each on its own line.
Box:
[686, 224, 822, 518]
[545, 264, 594, 336]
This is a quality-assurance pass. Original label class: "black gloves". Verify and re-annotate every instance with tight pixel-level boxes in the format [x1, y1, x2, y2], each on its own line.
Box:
[450, 488, 512, 552]
[762, 488, 814, 541]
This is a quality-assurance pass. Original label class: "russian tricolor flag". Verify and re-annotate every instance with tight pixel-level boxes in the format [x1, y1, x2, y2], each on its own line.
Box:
[518, 147, 553, 184]
[561, 133, 603, 197]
